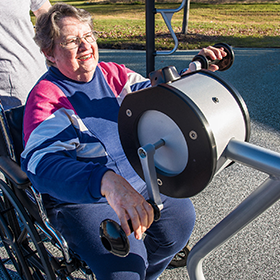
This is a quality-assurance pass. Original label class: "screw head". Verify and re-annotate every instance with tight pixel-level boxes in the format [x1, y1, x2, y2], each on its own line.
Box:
[126, 109, 132, 117]
[157, 179, 163, 186]
[138, 148, 146, 158]
[212, 97, 219, 103]
[189, 130, 198, 140]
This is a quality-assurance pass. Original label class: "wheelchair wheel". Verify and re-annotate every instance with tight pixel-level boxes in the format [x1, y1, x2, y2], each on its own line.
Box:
[169, 242, 191, 268]
[0, 180, 56, 280]
[0, 255, 12, 280]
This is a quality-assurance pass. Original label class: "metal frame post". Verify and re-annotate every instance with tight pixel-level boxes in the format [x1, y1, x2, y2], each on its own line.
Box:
[187, 139, 280, 280]
[145, 0, 156, 76]
[145, 0, 187, 76]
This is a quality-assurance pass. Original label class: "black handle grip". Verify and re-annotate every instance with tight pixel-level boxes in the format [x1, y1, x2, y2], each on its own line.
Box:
[127, 219, 134, 233]
[192, 42, 234, 71]
[125, 200, 161, 234]
[99, 200, 162, 257]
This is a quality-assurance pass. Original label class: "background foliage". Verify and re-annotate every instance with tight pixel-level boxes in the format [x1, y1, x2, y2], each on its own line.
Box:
[47, 1, 280, 49]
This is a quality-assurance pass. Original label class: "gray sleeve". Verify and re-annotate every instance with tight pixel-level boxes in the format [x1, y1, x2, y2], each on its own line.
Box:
[30, 0, 48, 12]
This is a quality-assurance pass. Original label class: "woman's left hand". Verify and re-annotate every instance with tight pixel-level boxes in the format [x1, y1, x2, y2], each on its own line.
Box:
[183, 45, 228, 74]
[198, 46, 227, 71]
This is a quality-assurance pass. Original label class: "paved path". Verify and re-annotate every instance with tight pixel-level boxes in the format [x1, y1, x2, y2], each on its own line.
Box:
[1, 48, 280, 279]
[99, 48, 280, 280]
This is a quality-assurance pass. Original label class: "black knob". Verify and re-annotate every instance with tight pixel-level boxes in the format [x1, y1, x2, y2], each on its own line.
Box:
[99, 201, 161, 257]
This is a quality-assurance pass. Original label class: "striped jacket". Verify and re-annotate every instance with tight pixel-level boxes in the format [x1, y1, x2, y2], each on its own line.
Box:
[21, 62, 151, 204]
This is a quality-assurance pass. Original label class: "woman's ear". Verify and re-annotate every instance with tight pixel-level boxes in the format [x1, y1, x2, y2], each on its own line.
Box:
[42, 50, 55, 64]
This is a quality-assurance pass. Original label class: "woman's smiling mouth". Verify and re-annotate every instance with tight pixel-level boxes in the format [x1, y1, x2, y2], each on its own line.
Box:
[79, 54, 92, 61]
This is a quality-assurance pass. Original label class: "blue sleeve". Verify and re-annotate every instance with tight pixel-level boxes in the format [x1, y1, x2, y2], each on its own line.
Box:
[21, 105, 112, 204]
[23, 150, 110, 203]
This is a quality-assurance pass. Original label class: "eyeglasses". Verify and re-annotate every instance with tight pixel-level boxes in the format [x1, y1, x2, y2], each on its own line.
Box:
[60, 31, 97, 50]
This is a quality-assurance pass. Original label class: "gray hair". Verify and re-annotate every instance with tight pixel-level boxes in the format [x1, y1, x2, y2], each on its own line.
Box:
[34, 3, 94, 66]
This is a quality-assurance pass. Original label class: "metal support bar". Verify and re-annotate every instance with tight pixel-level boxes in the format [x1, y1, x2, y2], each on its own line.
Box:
[187, 139, 280, 280]
[145, 0, 186, 76]
[225, 139, 280, 177]
[138, 140, 164, 210]
[30, 186, 73, 264]
[146, 0, 156, 76]
[156, 0, 186, 56]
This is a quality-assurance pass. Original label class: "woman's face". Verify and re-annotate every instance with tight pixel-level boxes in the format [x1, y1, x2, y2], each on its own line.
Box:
[45, 16, 99, 82]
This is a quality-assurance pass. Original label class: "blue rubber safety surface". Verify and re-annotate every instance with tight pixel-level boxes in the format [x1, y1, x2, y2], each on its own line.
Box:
[1, 48, 280, 279]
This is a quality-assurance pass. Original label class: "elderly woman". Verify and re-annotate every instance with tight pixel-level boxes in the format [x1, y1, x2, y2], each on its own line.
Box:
[21, 3, 226, 279]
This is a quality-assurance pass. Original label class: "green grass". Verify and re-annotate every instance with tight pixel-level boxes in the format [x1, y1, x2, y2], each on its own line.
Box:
[41, 1, 280, 49]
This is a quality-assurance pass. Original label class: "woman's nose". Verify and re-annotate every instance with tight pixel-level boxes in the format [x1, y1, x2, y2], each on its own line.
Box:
[78, 38, 91, 49]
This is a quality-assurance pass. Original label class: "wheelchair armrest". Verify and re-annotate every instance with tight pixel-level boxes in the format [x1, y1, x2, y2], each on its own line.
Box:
[0, 156, 30, 189]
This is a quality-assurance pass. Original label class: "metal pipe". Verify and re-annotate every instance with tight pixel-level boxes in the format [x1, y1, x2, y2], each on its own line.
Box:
[30, 186, 72, 264]
[226, 138, 280, 177]
[155, 0, 186, 56]
[145, 0, 187, 75]
[145, 0, 156, 76]
[187, 139, 280, 279]
[187, 176, 280, 280]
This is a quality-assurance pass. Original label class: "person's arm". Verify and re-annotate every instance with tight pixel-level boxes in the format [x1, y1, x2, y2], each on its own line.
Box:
[182, 46, 227, 74]
[33, 0, 51, 18]
[98, 62, 151, 98]
[21, 79, 110, 204]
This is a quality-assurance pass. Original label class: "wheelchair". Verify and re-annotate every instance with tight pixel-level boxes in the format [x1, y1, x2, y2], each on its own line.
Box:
[0, 103, 95, 279]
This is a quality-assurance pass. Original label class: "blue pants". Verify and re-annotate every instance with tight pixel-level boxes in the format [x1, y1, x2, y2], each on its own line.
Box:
[47, 193, 195, 280]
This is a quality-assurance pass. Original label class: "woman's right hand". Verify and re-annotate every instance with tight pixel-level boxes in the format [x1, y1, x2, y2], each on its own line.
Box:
[100, 171, 154, 240]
